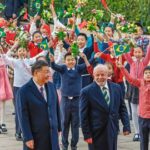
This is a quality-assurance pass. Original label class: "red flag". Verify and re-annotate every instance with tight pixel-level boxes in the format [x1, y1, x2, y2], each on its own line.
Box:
[108, 41, 114, 47]
[23, 11, 28, 20]
[101, 0, 108, 10]
[79, 21, 87, 29]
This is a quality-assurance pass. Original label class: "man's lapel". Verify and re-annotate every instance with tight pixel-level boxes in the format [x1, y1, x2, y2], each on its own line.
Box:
[29, 79, 47, 103]
[92, 82, 109, 111]
[45, 83, 53, 106]
[107, 81, 115, 111]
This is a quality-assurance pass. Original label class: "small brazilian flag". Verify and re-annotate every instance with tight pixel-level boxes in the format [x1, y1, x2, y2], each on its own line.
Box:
[0, 28, 6, 38]
[28, 0, 42, 17]
[38, 39, 49, 50]
[114, 44, 130, 56]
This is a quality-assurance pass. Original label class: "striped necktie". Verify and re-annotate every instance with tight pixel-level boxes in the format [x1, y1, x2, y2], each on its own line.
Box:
[102, 87, 110, 105]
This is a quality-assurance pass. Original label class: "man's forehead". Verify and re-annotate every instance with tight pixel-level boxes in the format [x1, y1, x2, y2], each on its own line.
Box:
[94, 68, 108, 73]
[41, 66, 49, 70]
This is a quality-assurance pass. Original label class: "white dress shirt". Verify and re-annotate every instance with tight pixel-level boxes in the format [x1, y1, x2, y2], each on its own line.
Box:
[33, 79, 47, 102]
[99, 81, 110, 99]
[79, 46, 86, 53]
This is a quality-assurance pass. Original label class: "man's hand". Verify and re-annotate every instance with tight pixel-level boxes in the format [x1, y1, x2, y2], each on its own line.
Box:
[84, 138, 93, 144]
[26, 140, 34, 149]
[123, 131, 130, 136]
[49, 53, 54, 62]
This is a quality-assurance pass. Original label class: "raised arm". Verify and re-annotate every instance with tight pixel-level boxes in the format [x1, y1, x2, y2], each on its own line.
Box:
[50, 4, 57, 19]
[116, 60, 141, 87]
[49, 54, 65, 73]
[29, 50, 49, 64]
[124, 52, 134, 65]
[143, 45, 150, 66]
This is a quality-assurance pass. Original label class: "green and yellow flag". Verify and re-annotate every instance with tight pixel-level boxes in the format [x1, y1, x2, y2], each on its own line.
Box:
[28, 0, 42, 17]
[114, 44, 130, 56]
[38, 39, 49, 50]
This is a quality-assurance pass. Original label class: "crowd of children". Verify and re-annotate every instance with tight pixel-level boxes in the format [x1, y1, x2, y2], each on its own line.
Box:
[0, 1, 150, 150]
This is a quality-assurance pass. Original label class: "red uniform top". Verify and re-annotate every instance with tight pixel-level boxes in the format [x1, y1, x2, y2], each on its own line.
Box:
[87, 65, 94, 77]
[121, 68, 150, 119]
[28, 42, 43, 58]
[5, 31, 16, 45]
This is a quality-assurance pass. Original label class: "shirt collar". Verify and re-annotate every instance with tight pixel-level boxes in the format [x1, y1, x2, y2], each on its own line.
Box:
[79, 46, 86, 53]
[97, 81, 109, 90]
[34, 43, 38, 46]
[101, 81, 109, 89]
[33, 79, 45, 90]
[67, 67, 75, 71]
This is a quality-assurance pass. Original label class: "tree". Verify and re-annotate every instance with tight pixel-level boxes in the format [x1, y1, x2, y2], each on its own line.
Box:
[53, 0, 150, 33]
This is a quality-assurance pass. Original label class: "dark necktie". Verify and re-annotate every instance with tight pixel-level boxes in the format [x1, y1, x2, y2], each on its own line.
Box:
[102, 87, 110, 105]
[40, 87, 44, 98]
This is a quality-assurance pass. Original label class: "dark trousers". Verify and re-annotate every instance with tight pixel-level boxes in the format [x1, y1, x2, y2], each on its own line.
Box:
[13, 87, 21, 135]
[139, 117, 150, 150]
[60, 96, 79, 148]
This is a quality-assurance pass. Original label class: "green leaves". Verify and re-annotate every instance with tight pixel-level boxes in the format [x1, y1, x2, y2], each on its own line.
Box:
[53, 0, 149, 34]
[71, 42, 80, 57]
[56, 31, 66, 41]
[0, 3, 5, 13]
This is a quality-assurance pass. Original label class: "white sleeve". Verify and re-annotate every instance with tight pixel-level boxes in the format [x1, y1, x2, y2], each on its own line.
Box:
[29, 50, 49, 64]
[54, 17, 66, 31]
[55, 49, 67, 64]
[1, 54, 16, 68]
[29, 22, 37, 35]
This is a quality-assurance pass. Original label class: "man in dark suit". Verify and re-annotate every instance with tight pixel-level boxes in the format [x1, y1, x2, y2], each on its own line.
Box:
[17, 60, 61, 150]
[4, 0, 21, 19]
[80, 64, 131, 150]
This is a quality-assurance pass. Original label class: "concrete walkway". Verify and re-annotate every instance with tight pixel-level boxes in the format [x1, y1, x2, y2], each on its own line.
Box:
[0, 101, 140, 150]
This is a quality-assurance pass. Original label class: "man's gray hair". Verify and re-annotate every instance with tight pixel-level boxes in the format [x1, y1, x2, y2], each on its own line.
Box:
[93, 64, 108, 73]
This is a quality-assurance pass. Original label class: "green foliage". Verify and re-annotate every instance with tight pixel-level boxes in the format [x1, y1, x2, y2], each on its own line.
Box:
[56, 31, 66, 41]
[53, 0, 150, 34]
[0, 3, 5, 13]
[71, 42, 80, 57]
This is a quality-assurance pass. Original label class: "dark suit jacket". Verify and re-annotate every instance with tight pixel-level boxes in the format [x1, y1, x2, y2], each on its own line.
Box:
[4, 0, 21, 18]
[80, 81, 130, 150]
[17, 79, 61, 150]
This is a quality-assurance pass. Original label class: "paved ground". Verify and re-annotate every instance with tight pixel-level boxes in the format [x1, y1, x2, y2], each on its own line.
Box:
[0, 101, 140, 150]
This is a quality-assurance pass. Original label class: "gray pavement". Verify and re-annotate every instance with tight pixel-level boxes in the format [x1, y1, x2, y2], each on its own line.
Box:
[0, 101, 140, 150]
